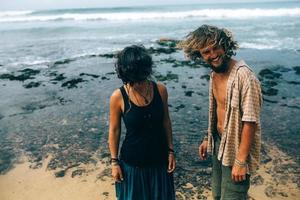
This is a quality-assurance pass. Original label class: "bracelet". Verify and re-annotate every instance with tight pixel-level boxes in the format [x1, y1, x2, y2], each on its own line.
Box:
[234, 158, 247, 168]
[168, 148, 175, 155]
[110, 158, 119, 164]
[202, 136, 208, 143]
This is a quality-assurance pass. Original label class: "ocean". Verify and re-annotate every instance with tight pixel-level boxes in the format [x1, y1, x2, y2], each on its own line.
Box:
[0, 1, 300, 199]
[0, 1, 300, 73]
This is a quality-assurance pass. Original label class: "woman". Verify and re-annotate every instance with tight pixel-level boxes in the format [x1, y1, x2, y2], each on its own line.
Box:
[108, 45, 176, 200]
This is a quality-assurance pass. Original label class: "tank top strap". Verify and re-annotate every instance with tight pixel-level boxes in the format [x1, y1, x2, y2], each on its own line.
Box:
[151, 81, 161, 101]
[119, 85, 130, 113]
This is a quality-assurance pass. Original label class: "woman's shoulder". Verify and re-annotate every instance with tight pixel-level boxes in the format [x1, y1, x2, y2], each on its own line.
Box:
[155, 81, 167, 91]
[154, 81, 168, 99]
[110, 88, 123, 103]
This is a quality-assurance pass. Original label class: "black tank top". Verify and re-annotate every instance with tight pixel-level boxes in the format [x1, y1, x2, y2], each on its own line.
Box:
[119, 81, 168, 167]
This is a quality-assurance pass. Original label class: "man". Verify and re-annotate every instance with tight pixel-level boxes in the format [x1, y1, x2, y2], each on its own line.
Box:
[180, 25, 262, 199]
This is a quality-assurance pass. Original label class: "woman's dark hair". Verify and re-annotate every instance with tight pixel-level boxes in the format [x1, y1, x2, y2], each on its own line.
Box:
[115, 45, 153, 84]
[179, 24, 238, 61]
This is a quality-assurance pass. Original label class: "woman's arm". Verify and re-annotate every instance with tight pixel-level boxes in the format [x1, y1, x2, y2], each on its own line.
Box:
[157, 82, 175, 173]
[108, 89, 123, 182]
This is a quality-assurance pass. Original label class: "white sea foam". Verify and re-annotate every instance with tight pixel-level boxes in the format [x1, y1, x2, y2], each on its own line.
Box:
[0, 10, 33, 18]
[240, 37, 300, 50]
[1, 8, 300, 23]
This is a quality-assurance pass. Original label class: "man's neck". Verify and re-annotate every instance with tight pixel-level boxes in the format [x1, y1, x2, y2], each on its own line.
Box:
[213, 58, 236, 78]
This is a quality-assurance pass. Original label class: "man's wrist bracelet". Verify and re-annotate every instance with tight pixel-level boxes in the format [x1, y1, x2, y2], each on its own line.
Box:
[202, 136, 208, 143]
[234, 158, 247, 168]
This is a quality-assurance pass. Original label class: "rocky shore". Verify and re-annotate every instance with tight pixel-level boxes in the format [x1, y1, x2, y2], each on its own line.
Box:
[0, 39, 299, 199]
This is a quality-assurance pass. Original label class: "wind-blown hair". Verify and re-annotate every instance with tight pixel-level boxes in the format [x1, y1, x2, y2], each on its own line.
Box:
[115, 45, 153, 84]
[179, 24, 238, 61]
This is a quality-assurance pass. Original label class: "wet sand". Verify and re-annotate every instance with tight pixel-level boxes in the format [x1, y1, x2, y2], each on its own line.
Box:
[1, 143, 299, 200]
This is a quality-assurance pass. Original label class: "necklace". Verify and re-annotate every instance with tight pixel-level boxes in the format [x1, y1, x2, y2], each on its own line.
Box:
[132, 80, 151, 104]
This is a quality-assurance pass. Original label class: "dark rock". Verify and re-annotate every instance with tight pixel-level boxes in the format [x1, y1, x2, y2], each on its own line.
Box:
[200, 74, 210, 81]
[0, 68, 40, 81]
[175, 104, 185, 111]
[157, 38, 180, 48]
[265, 185, 276, 198]
[22, 103, 46, 112]
[71, 169, 85, 178]
[278, 192, 288, 197]
[51, 73, 66, 82]
[23, 81, 41, 88]
[101, 76, 109, 80]
[54, 58, 76, 66]
[262, 87, 278, 96]
[259, 68, 282, 79]
[293, 66, 300, 74]
[184, 91, 194, 97]
[55, 170, 65, 178]
[154, 72, 178, 82]
[251, 174, 264, 185]
[286, 81, 300, 85]
[263, 98, 278, 103]
[79, 73, 100, 78]
[194, 106, 201, 110]
[97, 53, 115, 58]
[102, 192, 109, 196]
[61, 78, 86, 89]
[147, 47, 177, 55]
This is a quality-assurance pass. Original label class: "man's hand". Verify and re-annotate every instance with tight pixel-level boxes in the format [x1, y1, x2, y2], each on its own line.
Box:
[111, 165, 123, 182]
[199, 140, 208, 160]
[231, 164, 247, 182]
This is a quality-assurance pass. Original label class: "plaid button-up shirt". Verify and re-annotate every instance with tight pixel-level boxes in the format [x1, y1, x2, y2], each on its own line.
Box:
[207, 60, 262, 173]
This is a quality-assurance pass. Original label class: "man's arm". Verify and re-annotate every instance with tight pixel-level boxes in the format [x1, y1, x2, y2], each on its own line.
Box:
[231, 120, 256, 182]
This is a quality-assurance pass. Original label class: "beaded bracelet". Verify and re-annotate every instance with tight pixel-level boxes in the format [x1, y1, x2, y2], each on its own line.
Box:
[110, 158, 119, 165]
[202, 136, 208, 143]
[234, 158, 247, 168]
[168, 148, 175, 155]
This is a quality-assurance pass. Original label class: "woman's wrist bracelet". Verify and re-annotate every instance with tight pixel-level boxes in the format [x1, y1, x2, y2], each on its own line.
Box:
[110, 158, 119, 164]
[168, 147, 175, 155]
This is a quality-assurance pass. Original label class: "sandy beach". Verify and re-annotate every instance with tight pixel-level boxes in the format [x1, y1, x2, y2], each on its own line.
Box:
[1, 142, 299, 200]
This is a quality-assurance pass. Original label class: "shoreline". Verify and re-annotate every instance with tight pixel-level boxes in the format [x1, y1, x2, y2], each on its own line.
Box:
[1, 143, 299, 200]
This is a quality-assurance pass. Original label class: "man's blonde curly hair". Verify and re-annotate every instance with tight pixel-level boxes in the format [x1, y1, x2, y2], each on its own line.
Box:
[179, 24, 238, 61]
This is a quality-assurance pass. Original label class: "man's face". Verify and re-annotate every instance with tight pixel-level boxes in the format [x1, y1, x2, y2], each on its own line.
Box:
[199, 44, 229, 73]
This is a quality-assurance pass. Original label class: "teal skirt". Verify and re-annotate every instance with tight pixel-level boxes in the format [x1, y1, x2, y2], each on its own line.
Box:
[115, 160, 175, 200]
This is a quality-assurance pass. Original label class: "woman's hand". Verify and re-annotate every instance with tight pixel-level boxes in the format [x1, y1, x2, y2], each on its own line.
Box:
[167, 153, 176, 173]
[111, 164, 123, 182]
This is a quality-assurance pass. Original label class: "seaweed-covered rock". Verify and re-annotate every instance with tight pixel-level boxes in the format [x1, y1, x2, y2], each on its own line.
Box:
[157, 38, 180, 48]
[61, 78, 86, 89]
[154, 71, 178, 82]
[0, 68, 40, 81]
[23, 81, 41, 88]
[292, 66, 300, 75]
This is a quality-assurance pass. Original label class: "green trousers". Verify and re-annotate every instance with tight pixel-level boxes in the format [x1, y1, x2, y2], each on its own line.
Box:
[212, 135, 250, 200]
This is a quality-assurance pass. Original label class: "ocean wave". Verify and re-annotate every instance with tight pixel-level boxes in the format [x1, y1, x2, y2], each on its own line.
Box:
[240, 37, 300, 50]
[0, 10, 33, 18]
[1, 8, 300, 23]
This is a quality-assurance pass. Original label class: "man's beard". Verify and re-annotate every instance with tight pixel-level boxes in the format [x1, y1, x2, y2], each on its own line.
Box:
[209, 55, 230, 73]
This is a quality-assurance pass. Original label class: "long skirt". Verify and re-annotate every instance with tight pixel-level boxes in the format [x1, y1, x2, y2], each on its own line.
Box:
[115, 160, 175, 200]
